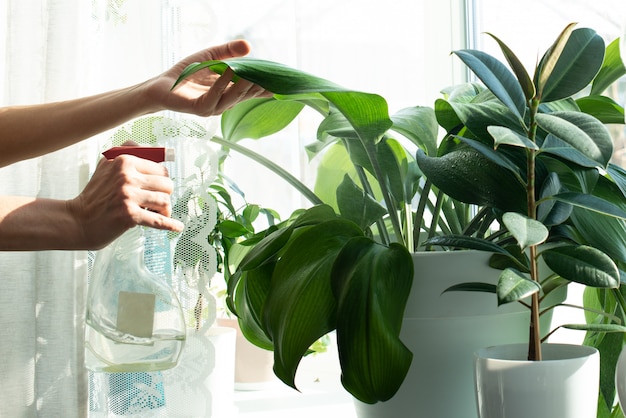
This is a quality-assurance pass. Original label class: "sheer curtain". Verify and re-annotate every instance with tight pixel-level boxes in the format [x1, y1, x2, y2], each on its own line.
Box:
[0, 0, 171, 416]
[1, 1, 95, 416]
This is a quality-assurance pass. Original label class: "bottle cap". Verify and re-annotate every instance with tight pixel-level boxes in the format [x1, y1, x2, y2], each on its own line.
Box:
[165, 148, 175, 162]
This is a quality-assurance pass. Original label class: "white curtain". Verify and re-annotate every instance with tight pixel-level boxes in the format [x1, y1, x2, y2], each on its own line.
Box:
[0, 1, 94, 416]
[0, 0, 168, 416]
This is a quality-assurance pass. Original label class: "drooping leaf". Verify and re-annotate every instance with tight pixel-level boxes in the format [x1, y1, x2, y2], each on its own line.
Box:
[336, 175, 387, 230]
[391, 106, 439, 156]
[264, 219, 364, 390]
[221, 98, 305, 142]
[331, 238, 413, 403]
[174, 57, 393, 148]
[541, 245, 620, 288]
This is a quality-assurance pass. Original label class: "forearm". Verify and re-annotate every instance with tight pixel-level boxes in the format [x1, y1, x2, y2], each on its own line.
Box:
[0, 81, 160, 168]
[0, 196, 85, 250]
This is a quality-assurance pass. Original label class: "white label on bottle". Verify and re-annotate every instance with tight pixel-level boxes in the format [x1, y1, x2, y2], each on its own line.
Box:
[117, 291, 155, 338]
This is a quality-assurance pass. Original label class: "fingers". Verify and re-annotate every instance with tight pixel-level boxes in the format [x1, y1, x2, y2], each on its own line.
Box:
[195, 68, 270, 115]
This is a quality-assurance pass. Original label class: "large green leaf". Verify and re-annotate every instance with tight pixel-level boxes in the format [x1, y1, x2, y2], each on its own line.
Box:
[390, 106, 439, 156]
[536, 27, 605, 102]
[576, 95, 625, 124]
[570, 177, 626, 264]
[535, 111, 613, 167]
[541, 245, 619, 288]
[331, 238, 413, 403]
[263, 219, 364, 390]
[336, 175, 387, 230]
[221, 98, 305, 142]
[444, 99, 526, 143]
[416, 147, 527, 212]
[452, 49, 527, 121]
[175, 57, 393, 147]
[591, 37, 626, 96]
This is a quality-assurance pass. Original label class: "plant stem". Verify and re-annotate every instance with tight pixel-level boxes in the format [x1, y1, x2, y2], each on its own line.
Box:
[526, 98, 542, 361]
[209, 135, 323, 206]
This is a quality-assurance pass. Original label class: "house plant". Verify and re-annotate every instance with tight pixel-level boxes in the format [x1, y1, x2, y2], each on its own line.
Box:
[414, 23, 626, 416]
[172, 23, 626, 416]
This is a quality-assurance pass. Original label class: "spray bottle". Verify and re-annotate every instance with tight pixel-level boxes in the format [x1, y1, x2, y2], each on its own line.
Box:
[85, 146, 186, 373]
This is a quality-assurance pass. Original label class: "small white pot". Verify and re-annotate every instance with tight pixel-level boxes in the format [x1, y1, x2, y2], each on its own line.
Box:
[475, 343, 599, 418]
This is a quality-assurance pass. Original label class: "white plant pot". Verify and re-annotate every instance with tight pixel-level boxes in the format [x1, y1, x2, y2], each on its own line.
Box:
[217, 317, 277, 390]
[354, 250, 565, 418]
[475, 343, 599, 418]
[614, 344, 626, 411]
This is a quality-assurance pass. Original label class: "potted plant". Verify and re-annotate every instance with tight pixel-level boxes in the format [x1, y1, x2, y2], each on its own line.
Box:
[172, 23, 626, 416]
[414, 23, 626, 417]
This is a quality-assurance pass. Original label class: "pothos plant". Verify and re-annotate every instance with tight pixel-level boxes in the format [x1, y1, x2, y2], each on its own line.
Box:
[172, 24, 626, 406]
[415, 24, 626, 414]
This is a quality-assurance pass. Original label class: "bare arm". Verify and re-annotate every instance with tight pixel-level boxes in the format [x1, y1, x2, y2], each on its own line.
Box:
[0, 39, 268, 168]
[0, 154, 184, 250]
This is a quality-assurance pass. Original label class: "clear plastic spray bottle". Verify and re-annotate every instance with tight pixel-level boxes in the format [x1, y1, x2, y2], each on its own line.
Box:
[85, 146, 186, 373]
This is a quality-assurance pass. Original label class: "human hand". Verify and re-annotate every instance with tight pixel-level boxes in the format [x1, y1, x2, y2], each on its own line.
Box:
[146, 39, 272, 116]
[66, 152, 184, 250]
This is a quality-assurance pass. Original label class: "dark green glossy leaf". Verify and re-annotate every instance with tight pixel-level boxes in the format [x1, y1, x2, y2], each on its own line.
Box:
[175, 57, 393, 148]
[264, 220, 364, 390]
[485, 32, 535, 100]
[553, 192, 626, 220]
[453, 49, 526, 121]
[537, 26, 605, 102]
[497, 268, 541, 305]
[541, 245, 619, 288]
[336, 175, 387, 230]
[445, 282, 497, 294]
[331, 239, 413, 403]
[390, 106, 439, 156]
[535, 111, 613, 167]
[416, 147, 527, 213]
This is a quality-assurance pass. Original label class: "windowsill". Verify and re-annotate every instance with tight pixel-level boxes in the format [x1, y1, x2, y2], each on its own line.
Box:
[234, 340, 357, 417]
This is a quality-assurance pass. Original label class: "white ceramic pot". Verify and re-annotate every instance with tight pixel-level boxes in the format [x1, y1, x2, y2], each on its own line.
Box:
[354, 250, 565, 418]
[475, 343, 599, 418]
[615, 344, 626, 411]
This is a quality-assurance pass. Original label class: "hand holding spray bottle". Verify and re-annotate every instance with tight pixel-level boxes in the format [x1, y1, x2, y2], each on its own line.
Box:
[85, 146, 186, 373]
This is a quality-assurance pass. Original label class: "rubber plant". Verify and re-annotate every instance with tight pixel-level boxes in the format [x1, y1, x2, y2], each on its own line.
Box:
[414, 23, 626, 414]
